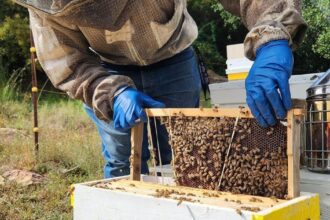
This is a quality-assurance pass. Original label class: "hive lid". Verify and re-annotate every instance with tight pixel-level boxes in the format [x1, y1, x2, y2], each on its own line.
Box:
[307, 68, 330, 98]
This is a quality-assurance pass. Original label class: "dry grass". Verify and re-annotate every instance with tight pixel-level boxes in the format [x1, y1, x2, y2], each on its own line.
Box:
[0, 99, 103, 219]
[0, 94, 210, 219]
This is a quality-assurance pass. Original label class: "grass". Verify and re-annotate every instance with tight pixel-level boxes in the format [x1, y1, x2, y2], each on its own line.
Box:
[0, 88, 212, 219]
[0, 98, 103, 219]
[200, 91, 212, 108]
[0, 67, 27, 102]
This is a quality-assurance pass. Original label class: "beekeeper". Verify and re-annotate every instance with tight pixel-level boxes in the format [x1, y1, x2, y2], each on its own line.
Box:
[15, 0, 307, 178]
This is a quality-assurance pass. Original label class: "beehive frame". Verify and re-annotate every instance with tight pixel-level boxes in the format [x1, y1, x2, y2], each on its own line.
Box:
[130, 108, 304, 199]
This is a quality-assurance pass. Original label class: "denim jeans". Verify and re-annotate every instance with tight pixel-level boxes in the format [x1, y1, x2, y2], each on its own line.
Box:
[84, 47, 201, 178]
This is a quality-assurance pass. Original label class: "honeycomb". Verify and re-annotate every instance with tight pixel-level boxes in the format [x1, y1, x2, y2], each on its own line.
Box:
[159, 115, 288, 199]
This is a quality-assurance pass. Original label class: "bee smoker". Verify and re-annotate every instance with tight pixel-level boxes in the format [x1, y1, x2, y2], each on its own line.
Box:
[305, 69, 330, 173]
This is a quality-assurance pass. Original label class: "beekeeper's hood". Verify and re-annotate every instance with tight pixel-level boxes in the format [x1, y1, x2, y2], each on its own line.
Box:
[13, 0, 92, 15]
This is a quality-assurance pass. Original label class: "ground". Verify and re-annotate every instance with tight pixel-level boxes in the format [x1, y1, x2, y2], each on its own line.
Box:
[0, 99, 103, 219]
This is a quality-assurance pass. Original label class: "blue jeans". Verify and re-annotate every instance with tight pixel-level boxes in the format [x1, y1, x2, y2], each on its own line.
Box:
[84, 47, 201, 178]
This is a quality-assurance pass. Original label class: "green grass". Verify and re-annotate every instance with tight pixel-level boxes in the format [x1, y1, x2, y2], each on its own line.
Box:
[0, 67, 27, 102]
[200, 91, 212, 108]
[0, 99, 103, 219]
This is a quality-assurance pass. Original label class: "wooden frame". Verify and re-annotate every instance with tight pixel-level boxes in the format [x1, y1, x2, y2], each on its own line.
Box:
[130, 123, 144, 181]
[287, 110, 302, 198]
[130, 108, 304, 198]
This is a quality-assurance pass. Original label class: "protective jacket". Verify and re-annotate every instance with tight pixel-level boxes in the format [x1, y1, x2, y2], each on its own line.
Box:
[14, 0, 307, 121]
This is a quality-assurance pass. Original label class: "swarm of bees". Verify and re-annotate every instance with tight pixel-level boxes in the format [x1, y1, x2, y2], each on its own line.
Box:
[161, 115, 288, 199]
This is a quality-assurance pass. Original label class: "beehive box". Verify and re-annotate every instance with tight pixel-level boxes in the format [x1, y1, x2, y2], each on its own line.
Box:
[72, 176, 320, 220]
[226, 44, 253, 81]
[72, 108, 320, 219]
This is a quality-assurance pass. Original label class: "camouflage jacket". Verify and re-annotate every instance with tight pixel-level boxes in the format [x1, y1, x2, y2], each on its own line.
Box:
[14, 0, 307, 121]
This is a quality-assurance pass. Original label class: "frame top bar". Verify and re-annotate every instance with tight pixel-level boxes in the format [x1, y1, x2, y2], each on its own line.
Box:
[145, 108, 304, 118]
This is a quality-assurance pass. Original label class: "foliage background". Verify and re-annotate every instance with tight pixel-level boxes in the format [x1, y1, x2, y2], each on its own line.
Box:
[188, 0, 330, 74]
[0, 0, 329, 97]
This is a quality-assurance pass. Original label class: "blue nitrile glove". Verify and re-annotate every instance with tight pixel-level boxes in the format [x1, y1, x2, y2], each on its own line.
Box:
[245, 40, 293, 128]
[113, 87, 165, 130]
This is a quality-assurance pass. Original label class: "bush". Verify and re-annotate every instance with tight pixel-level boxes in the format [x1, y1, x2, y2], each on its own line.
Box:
[0, 0, 29, 79]
[294, 0, 330, 73]
[188, 0, 247, 75]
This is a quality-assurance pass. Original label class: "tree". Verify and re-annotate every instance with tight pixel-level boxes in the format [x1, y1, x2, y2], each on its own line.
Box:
[0, 0, 29, 84]
[295, 0, 330, 73]
[188, 0, 247, 75]
[189, 0, 330, 75]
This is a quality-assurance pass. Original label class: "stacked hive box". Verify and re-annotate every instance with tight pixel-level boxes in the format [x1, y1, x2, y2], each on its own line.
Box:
[226, 44, 253, 81]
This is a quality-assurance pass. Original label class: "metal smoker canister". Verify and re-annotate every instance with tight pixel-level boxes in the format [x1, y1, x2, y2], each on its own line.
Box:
[305, 69, 330, 173]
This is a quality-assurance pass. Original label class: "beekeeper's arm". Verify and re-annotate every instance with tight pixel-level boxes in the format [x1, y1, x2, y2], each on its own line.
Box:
[220, 0, 307, 127]
[29, 10, 164, 126]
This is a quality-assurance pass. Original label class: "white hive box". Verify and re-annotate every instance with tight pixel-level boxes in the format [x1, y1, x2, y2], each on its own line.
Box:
[226, 43, 253, 81]
[210, 73, 324, 108]
[72, 176, 320, 220]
